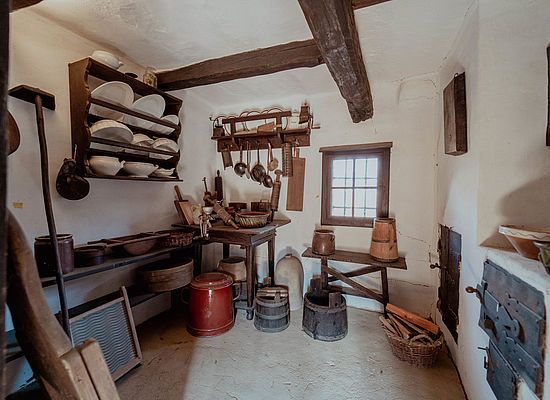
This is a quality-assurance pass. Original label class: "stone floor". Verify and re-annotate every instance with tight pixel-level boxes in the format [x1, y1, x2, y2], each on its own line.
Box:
[117, 307, 465, 400]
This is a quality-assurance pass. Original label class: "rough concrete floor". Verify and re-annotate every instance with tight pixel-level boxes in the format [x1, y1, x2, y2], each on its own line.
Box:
[117, 307, 465, 400]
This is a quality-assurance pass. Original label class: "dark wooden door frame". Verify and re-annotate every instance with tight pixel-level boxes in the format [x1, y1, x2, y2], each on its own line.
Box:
[1, 1, 9, 397]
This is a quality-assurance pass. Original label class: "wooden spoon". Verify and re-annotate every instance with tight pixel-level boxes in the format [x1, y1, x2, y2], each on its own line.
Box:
[267, 142, 278, 171]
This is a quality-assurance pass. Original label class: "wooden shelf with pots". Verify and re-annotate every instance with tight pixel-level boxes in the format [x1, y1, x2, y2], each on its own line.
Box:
[211, 107, 313, 152]
[68, 57, 183, 181]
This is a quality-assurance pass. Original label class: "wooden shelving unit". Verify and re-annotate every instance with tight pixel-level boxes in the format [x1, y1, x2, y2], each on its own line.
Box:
[68, 57, 183, 181]
[212, 108, 313, 152]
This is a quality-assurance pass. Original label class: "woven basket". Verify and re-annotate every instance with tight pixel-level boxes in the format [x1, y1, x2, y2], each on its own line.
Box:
[381, 324, 443, 368]
[158, 231, 194, 248]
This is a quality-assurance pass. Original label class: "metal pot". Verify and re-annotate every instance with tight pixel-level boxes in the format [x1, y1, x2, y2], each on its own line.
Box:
[312, 229, 335, 255]
[34, 234, 74, 277]
[187, 272, 240, 337]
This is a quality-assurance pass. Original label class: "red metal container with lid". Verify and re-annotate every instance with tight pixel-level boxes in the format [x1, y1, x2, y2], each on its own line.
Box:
[187, 272, 239, 337]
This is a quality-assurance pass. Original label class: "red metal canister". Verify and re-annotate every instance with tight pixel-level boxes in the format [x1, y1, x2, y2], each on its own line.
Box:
[187, 272, 239, 337]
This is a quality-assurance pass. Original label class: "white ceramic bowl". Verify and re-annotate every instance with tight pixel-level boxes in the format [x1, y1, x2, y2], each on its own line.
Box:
[89, 81, 134, 120]
[88, 156, 124, 176]
[123, 162, 158, 177]
[152, 115, 179, 134]
[91, 50, 123, 69]
[151, 167, 175, 177]
[151, 138, 179, 160]
[123, 95, 166, 129]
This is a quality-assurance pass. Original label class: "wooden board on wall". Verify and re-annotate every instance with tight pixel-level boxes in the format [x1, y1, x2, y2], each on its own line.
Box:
[443, 72, 467, 155]
[547, 45, 549, 146]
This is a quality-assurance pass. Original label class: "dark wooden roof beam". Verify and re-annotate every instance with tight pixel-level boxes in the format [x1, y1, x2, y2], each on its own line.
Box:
[298, 0, 374, 122]
[157, 39, 324, 91]
[352, 0, 391, 10]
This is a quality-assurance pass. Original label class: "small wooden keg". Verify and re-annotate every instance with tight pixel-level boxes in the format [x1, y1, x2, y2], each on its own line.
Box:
[370, 217, 399, 262]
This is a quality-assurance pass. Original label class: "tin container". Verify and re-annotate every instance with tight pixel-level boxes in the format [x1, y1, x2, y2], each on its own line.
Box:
[187, 272, 239, 337]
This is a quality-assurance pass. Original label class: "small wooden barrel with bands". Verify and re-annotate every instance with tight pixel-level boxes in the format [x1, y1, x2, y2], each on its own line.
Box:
[370, 217, 399, 262]
[254, 286, 290, 333]
[138, 258, 193, 292]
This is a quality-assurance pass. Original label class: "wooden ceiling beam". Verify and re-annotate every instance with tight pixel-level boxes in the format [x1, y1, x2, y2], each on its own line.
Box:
[352, 0, 391, 10]
[10, 0, 43, 12]
[157, 39, 324, 91]
[298, 0, 374, 122]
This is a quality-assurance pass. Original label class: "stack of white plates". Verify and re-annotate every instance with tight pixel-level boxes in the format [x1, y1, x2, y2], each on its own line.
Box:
[89, 81, 134, 120]
[152, 114, 179, 134]
[150, 138, 179, 160]
[124, 94, 165, 129]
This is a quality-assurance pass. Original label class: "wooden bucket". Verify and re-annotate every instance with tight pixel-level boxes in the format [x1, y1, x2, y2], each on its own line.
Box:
[254, 287, 290, 333]
[370, 217, 399, 262]
[138, 258, 193, 292]
[302, 290, 347, 341]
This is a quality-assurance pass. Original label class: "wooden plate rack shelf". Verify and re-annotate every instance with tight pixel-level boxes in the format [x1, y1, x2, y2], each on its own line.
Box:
[211, 106, 313, 152]
[69, 57, 183, 182]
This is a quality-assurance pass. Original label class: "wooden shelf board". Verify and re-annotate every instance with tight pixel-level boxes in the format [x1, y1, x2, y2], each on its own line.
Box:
[211, 128, 310, 141]
[85, 173, 181, 182]
[89, 137, 179, 156]
[85, 57, 182, 105]
[89, 98, 179, 129]
[88, 114, 178, 139]
[302, 247, 407, 270]
[40, 246, 189, 288]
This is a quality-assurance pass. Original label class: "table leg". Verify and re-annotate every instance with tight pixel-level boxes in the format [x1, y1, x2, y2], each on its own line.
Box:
[268, 237, 275, 285]
[246, 245, 255, 320]
[223, 243, 230, 259]
[381, 267, 389, 306]
[193, 242, 203, 277]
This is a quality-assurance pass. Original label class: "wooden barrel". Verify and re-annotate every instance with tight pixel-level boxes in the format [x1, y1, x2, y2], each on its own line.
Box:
[138, 258, 193, 292]
[370, 217, 399, 262]
[254, 286, 290, 333]
[302, 290, 347, 341]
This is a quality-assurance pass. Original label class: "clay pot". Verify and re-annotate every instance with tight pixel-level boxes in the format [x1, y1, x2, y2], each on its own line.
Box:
[217, 257, 246, 282]
[187, 272, 238, 337]
[312, 229, 335, 255]
[274, 254, 304, 311]
[370, 218, 398, 262]
[34, 234, 74, 277]
[74, 244, 105, 267]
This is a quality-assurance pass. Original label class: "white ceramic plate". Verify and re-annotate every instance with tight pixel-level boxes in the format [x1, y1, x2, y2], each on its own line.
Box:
[89, 120, 133, 151]
[150, 138, 179, 160]
[89, 81, 134, 120]
[124, 94, 166, 129]
[152, 114, 179, 134]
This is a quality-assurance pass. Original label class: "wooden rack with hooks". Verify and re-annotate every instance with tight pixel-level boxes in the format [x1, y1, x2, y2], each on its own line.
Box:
[211, 106, 314, 152]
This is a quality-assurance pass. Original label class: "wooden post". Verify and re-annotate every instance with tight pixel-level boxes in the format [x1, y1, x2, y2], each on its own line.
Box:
[0, 0, 8, 395]
[268, 237, 275, 283]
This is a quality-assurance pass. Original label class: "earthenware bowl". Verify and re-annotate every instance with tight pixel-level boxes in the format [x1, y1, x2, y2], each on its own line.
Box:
[498, 225, 550, 260]
[88, 156, 124, 176]
[122, 162, 158, 177]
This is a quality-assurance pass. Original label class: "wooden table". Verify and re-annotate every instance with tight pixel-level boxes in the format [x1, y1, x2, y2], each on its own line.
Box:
[176, 219, 290, 319]
[302, 247, 407, 306]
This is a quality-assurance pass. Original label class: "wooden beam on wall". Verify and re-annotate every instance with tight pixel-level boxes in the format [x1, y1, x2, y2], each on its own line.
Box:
[352, 0, 391, 10]
[157, 39, 324, 91]
[298, 0, 374, 122]
[10, 0, 43, 12]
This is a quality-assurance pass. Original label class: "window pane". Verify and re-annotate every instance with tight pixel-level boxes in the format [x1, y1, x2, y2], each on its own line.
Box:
[332, 207, 345, 216]
[332, 189, 345, 207]
[354, 189, 366, 208]
[346, 159, 354, 178]
[366, 208, 377, 217]
[366, 158, 378, 178]
[344, 207, 352, 217]
[366, 178, 377, 187]
[355, 158, 366, 177]
[366, 189, 377, 208]
[354, 208, 366, 218]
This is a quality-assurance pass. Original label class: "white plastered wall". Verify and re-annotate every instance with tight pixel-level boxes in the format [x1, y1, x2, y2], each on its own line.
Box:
[436, 1, 550, 399]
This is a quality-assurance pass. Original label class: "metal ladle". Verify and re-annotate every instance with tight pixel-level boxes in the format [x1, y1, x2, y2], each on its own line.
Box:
[234, 144, 247, 177]
[263, 149, 273, 188]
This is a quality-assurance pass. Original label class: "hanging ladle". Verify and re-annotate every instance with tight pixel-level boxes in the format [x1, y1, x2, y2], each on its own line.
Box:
[251, 143, 266, 183]
[263, 148, 273, 188]
[267, 141, 278, 171]
[234, 144, 247, 177]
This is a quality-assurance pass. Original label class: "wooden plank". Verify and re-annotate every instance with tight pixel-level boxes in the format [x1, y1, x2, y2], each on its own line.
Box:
[326, 284, 374, 298]
[10, 0, 43, 12]
[286, 156, 305, 211]
[327, 265, 381, 282]
[157, 39, 324, 91]
[547, 45, 550, 146]
[352, 0, 391, 9]
[298, 0, 373, 122]
[324, 264, 384, 302]
[77, 340, 120, 400]
[387, 313, 412, 339]
[386, 303, 440, 335]
[319, 141, 392, 153]
[302, 247, 407, 270]
[443, 72, 467, 155]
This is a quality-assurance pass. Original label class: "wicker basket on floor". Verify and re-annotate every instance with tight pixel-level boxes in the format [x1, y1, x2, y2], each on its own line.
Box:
[381, 324, 444, 368]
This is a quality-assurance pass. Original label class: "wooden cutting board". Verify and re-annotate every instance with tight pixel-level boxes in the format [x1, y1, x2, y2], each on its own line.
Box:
[286, 150, 305, 211]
